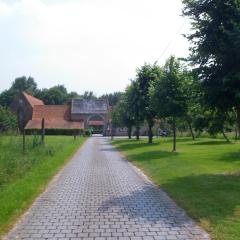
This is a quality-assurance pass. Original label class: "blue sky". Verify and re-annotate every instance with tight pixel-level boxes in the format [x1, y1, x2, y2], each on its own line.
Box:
[0, 0, 190, 96]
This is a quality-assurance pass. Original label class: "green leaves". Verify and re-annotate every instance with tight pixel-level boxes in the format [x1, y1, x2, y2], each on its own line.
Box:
[0, 106, 17, 132]
[182, 0, 240, 110]
[150, 56, 187, 119]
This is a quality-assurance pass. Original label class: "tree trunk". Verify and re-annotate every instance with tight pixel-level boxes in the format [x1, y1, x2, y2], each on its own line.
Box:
[111, 123, 114, 140]
[172, 117, 176, 152]
[236, 106, 240, 140]
[187, 121, 195, 140]
[22, 129, 26, 153]
[148, 122, 153, 144]
[136, 126, 140, 140]
[222, 129, 230, 142]
[127, 126, 132, 139]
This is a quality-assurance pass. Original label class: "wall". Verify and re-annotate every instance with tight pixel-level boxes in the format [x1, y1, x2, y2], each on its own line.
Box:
[10, 93, 33, 131]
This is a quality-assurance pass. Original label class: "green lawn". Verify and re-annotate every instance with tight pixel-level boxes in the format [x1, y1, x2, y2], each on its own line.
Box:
[112, 137, 240, 240]
[0, 135, 86, 237]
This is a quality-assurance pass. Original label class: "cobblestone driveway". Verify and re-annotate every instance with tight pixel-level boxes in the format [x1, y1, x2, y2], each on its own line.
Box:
[6, 137, 209, 240]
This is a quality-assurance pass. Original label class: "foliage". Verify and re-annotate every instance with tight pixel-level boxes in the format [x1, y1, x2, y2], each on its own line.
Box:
[150, 56, 187, 150]
[25, 128, 84, 136]
[100, 92, 124, 106]
[36, 85, 68, 105]
[194, 109, 235, 141]
[0, 76, 37, 106]
[113, 137, 240, 240]
[182, 0, 240, 137]
[135, 63, 162, 143]
[0, 76, 99, 107]
[125, 81, 143, 140]
[82, 91, 97, 100]
[0, 106, 17, 132]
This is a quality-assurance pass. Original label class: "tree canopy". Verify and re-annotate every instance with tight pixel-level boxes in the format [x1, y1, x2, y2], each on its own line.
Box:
[182, 0, 240, 137]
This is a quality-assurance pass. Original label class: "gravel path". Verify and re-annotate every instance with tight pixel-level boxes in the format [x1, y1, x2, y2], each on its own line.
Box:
[6, 137, 209, 240]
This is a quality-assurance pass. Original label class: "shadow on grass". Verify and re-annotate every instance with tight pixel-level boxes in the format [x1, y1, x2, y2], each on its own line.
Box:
[218, 151, 240, 162]
[127, 150, 179, 162]
[189, 140, 232, 146]
[113, 142, 159, 151]
[161, 173, 240, 222]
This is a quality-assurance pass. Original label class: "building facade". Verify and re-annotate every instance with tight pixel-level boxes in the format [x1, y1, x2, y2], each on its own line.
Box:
[11, 92, 109, 134]
[10, 92, 44, 131]
[11, 92, 150, 136]
[71, 99, 110, 135]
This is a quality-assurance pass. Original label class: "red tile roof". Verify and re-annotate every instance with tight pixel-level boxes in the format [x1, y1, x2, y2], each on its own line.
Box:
[25, 105, 84, 130]
[32, 105, 71, 120]
[25, 119, 84, 130]
[22, 91, 44, 107]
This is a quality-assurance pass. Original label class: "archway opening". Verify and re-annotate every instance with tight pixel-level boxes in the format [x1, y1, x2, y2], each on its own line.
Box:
[88, 115, 105, 135]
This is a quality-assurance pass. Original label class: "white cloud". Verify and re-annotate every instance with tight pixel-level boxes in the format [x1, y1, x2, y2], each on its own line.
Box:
[0, 0, 190, 95]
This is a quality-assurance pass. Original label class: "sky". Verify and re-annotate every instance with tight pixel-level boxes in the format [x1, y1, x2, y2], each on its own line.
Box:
[0, 0, 190, 96]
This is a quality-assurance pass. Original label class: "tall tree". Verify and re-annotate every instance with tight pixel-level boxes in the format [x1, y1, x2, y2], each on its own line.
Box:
[136, 64, 162, 143]
[112, 95, 135, 139]
[0, 76, 38, 106]
[194, 109, 235, 142]
[99, 92, 124, 106]
[182, 69, 202, 140]
[126, 81, 143, 140]
[82, 91, 97, 100]
[150, 56, 187, 151]
[37, 85, 68, 105]
[182, 0, 240, 138]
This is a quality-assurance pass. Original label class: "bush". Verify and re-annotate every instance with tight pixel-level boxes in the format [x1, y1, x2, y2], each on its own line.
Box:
[25, 129, 84, 136]
[84, 129, 91, 137]
[0, 106, 17, 132]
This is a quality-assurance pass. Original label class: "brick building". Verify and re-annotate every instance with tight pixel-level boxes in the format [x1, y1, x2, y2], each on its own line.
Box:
[11, 92, 109, 135]
[71, 99, 109, 135]
[11, 92, 150, 136]
[10, 92, 44, 131]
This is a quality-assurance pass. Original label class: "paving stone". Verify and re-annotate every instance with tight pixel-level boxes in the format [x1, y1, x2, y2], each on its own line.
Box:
[5, 137, 209, 240]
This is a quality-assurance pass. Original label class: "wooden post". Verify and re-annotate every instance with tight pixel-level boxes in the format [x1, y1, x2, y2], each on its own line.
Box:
[23, 129, 26, 153]
[41, 118, 45, 145]
[74, 130, 76, 140]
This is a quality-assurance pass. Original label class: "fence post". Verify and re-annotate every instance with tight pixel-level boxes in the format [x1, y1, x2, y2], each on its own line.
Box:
[41, 118, 45, 145]
[23, 129, 26, 153]
[74, 130, 76, 140]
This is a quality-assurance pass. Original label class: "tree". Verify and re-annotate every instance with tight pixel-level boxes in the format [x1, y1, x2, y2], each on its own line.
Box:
[136, 63, 162, 143]
[112, 95, 135, 139]
[0, 76, 38, 106]
[82, 91, 97, 100]
[182, 0, 240, 138]
[150, 56, 187, 151]
[99, 92, 124, 106]
[182, 69, 203, 140]
[0, 106, 17, 132]
[37, 85, 68, 105]
[194, 109, 235, 142]
[125, 81, 144, 140]
[11, 76, 37, 94]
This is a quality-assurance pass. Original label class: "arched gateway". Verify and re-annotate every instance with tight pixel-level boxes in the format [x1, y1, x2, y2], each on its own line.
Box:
[71, 99, 109, 135]
[11, 92, 111, 135]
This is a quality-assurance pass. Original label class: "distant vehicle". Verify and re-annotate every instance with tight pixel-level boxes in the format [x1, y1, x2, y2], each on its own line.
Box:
[159, 130, 167, 136]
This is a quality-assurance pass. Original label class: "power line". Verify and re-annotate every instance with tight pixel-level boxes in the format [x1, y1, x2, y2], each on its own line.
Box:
[156, 19, 187, 63]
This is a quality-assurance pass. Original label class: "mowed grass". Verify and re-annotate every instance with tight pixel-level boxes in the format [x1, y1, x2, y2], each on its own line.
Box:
[112, 137, 240, 240]
[0, 135, 86, 237]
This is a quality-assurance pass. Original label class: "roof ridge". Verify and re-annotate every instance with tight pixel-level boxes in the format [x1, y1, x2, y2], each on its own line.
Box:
[22, 91, 44, 106]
